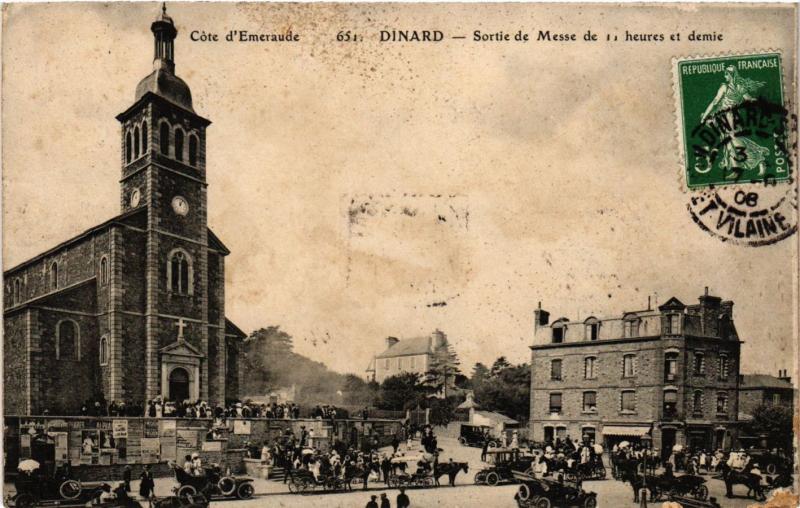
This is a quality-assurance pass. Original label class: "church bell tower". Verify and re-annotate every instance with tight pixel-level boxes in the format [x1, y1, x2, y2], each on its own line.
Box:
[115, 4, 215, 403]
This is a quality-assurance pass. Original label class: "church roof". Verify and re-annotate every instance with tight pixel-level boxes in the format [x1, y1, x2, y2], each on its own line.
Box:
[225, 318, 247, 340]
[4, 207, 146, 276]
[207, 228, 231, 255]
[376, 336, 433, 359]
[135, 69, 194, 112]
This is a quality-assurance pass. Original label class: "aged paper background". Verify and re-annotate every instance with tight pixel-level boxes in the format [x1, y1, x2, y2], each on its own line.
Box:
[2, 2, 797, 377]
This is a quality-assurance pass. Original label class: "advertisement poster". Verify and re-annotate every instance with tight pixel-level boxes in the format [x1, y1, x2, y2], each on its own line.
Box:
[160, 420, 176, 438]
[233, 420, 251, 435]
[80, 430, 99, 465]
[112, 420, 128, 439]
[140, 437, 160, 464]
[53, 432, 69, 464]
[144, 420, 159, 438]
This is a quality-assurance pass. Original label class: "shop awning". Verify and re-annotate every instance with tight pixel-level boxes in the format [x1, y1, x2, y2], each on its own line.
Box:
[602, 425, 651, 437]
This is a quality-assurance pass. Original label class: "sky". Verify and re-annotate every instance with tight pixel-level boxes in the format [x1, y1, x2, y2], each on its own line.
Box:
[2, 3, 797, 377]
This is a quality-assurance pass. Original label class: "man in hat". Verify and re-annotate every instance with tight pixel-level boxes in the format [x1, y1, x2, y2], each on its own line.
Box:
[380, 492, 391, 508]
[396, 488, 410, 508]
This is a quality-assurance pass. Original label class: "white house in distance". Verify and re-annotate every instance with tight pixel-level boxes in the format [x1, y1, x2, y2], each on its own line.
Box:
[366, 330, 448, 383]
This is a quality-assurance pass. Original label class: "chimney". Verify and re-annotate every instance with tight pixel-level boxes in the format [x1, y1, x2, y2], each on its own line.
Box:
[385, 336, 399, 349]
[698, 288, 722, 337]
[431, 329, 446, 349]
[534, 302, 550, 329]
[647, 296, 651, 311]
[778, 369, 791, 384]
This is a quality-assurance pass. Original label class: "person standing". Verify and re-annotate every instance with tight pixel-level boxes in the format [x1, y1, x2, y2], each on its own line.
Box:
[122, 464, 132, 492]
[380, 492, 391, 508]
[139, 465, 155, 500]
[381, 455, 392, 483]
[366, 495, 379, 508]
[481, 438, 489, 462]
[396, 488, 410, 508]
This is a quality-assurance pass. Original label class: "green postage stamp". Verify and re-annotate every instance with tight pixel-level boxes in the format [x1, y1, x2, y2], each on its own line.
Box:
[675, 52, 789, 189]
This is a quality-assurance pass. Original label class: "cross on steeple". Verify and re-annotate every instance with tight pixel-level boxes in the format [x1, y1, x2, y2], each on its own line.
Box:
[175, 318, 187, 341]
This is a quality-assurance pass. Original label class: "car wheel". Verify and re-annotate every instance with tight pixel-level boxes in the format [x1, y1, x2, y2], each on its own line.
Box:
[474, 472, 486, 485]
[237, 482, 255, 500]
[14, 494, 36, 508]
[694, 484, 708, 500]
[583, 496, 597, 508]
[59, 479, 82, 500]
[766, 463, 777, 475]
[218, 477, 236, 496]
[534, 496, 552, 508]
[485, 472, 500, 486]
[518, 484, 532, 501]
[458, 437, 467, 445]
[177, 485, 197, 498]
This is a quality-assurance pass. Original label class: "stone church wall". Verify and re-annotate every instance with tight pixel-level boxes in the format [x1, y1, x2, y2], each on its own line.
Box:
[4, 312, 28, 414]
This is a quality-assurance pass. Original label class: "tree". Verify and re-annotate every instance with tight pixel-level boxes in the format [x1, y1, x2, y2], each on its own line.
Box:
[378, 373, 426, 411]
[426, 396, 460, 426]
[341, 374, 378, 407]
[490, 357, 512, 378]
[472, 362, 490, 383]
[424, 342, 461, 398]
[474, 357, 531, 422]
[745, 403, 793, 449]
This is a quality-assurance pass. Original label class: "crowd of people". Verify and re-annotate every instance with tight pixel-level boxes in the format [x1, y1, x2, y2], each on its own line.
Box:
[43, 397, 354, 421]
[524, 435, 605, 478]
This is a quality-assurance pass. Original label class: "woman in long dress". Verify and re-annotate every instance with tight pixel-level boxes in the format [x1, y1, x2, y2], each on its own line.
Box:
[139, 465, 155, 499]
[700, 65, 770, 177]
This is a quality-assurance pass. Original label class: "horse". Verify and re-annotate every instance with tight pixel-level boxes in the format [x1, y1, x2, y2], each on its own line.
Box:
[720, 464, 766, 501]
[433, 462, 469, 487]
[617, 458, 660, 503]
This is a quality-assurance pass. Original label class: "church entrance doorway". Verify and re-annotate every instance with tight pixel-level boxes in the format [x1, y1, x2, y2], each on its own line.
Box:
[169, 367, 190, 402]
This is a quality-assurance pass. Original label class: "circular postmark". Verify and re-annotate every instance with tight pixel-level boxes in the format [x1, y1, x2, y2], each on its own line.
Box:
[676, 52, 797, 246]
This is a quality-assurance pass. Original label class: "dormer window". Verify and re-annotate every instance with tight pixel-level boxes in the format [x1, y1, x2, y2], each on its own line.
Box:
[624, 318, 640, 338]
[552, 321, 567, 343]
[584, 318, 599, 341]
[664, 313, 681, 335]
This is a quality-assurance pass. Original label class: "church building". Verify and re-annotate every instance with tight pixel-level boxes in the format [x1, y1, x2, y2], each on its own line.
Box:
[3, 6, 245, 415]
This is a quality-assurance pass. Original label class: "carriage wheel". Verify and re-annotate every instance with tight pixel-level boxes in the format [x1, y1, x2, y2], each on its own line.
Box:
[237, 482, 255, 500]
[59, 479, 82, 500]
[693, 484, 708, 500]
[288, 479, 300, 494]
[766, 463, 777, 475]
[485, 471, 500, 486]
[218, 477, 236, 497]
[583, 496, 597, 508]
[595, 466, 606, 480]
[177, 485, 197, 498]
[423, 477, 434, 487]
[13, 494, 36, 508]
[517, 484, 532, 501]
[534, 496, 552, 508]
[458, 437, 467, 445]
[474, 472, 486, 485]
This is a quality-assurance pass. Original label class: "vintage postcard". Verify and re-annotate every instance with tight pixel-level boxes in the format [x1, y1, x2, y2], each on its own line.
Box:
[1, 3, 797, 508]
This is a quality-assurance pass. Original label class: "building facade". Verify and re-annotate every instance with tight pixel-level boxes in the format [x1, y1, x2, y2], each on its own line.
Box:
[738, 371, 794, 417]
[3, 7, 245, 415]
[367, 330, 449, 383]
[529, 289, 741, 458]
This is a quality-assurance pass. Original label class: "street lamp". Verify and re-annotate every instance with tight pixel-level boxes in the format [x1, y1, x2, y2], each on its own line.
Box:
[640, 434, 653, 508]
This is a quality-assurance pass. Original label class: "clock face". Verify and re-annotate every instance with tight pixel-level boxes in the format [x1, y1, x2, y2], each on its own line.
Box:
[172, 196, 189, 216]
[130, 189, 141, 208]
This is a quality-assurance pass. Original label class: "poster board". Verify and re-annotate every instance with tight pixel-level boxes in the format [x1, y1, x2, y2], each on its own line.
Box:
[233, 420, 251, 435]
[140, 438, 160, 464]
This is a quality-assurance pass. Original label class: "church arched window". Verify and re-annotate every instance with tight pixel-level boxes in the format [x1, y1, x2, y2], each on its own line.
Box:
[133, 126, 140, 158]
[175, 128, 184, 162]
[141, 121, 148, 156]
[168, 249, 192, 295]
[50, 262, 59, 291]
[160, 121, 170, 155]
[99, 336, 109, 366]
[100, 256, 108, 285]
[189, 134, 198, 166]
[125, 131, 132, 163]
[13, 279, 21, 305]
[56, 320, 79, 360]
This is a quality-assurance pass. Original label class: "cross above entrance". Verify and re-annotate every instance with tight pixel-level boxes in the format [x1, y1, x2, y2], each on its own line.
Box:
[175, 318, 187, 341]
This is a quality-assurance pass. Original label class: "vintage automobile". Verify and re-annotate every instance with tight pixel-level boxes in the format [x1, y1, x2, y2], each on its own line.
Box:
[458, 424, 498, 448]
[474, 449, 536, 486]
[747, 449, 794, 475]
[513, 472, 598, 508]
[171, 463, 255, 500]
[653, 474, 709, 501]
[6, 461, 104, 508]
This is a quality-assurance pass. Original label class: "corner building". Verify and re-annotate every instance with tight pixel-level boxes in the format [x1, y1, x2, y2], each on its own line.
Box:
[3, 7, 245, 415]
[529, 289, 741, 459]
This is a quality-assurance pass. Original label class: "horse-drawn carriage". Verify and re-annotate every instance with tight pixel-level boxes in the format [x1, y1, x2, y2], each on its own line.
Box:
[649, 474, 709, 501]
[386, 455, 436, 488]
[5, 460, 105, 508]
[170, 463, 255, 500]
[474, 449, 536, 486]
[513, 471, 598, 508]
[287, 468, 352, 493]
